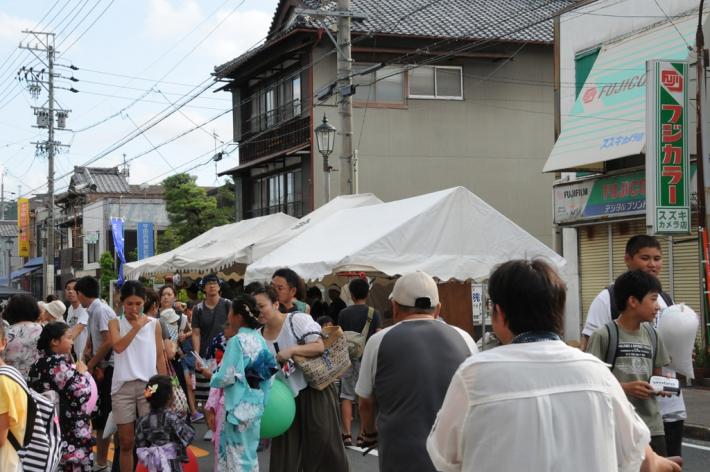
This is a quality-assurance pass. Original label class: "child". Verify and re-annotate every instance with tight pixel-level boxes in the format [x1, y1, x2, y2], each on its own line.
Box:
[586, 270, 672, 455]
[0, 321, 29, 471]
[203, 321, 237, 467]
[210, 295, 277, 471]
[28, 321, 96, 472]
[135, 375, 195, 472]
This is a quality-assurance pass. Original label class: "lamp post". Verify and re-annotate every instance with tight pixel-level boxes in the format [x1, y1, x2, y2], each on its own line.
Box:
[315, 114, 337, 202]
[4, 237, 12, 286]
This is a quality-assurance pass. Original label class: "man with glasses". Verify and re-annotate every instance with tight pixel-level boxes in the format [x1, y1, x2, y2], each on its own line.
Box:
[427, 259, 681, 472]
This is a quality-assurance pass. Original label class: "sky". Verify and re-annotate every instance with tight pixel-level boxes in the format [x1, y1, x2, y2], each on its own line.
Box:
[0, 0, 280, 200]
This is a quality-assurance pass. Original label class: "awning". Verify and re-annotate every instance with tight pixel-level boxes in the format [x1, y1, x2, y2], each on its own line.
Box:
[11, 266, 40, 281]
[543, 13, 699, 173]
[23, 256, 44, 268]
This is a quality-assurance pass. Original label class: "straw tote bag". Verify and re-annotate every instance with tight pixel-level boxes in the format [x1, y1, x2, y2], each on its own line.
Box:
[288, 313, 351, 390]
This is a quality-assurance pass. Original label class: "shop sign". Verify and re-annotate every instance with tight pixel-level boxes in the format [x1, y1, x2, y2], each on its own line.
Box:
[17, 198, 29, 257]
[646, 60, 690, 234]
[471, 284, 490, 325]
[554, 165, 696, 225]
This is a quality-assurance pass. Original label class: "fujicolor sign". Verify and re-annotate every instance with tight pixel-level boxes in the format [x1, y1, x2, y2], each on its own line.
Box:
[553, 165, 696, 225]
[646, 60, 690, 235]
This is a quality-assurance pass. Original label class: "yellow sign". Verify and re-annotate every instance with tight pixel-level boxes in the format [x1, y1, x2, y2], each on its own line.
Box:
[18, 198, 29, 257]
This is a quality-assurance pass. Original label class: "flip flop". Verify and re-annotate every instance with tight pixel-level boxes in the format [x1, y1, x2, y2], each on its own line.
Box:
[342, 433, 352, 446]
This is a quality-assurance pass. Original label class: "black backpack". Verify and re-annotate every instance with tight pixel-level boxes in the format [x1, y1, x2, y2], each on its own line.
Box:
[603, 320, 658, 371]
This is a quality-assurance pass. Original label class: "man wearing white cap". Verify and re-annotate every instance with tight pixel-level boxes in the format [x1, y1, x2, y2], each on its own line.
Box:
[355, 271, 476, 472]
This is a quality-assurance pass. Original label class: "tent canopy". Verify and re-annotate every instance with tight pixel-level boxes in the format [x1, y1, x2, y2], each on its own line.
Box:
[248, 193, 383, 263]
[245, 187, 565, 283]
[124, 212, 297, 280]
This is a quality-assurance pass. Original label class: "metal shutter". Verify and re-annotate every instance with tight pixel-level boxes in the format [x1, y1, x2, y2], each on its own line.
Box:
[579, 223, 611, 332]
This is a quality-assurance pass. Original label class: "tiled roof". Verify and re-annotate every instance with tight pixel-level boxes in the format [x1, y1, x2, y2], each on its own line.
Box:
[69, 167, 130, 194]
[296, 0, 575, 42]
[0, 221, 18, 237]
[216, 0, 574, 77]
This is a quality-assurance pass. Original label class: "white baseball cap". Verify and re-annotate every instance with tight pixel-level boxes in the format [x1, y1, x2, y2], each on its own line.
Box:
[45, 300, 67, 321]
[390, 271, 439, 308]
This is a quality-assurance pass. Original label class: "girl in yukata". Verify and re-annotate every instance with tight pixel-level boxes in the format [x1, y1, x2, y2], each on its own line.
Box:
[210, 295, 278, 472]
[29, 321, 96, 472]
[135, 375, 195, 472]
[202, 320, 237, 467]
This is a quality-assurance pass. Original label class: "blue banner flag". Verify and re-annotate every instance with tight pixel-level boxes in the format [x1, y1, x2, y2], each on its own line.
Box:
[111, 217, 126, 287]
[137, 222, 155, 260]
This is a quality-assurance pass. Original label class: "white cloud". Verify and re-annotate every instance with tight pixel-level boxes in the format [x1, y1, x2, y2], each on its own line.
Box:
[145, 0, 204, 41]
[0, 12, 35, 43]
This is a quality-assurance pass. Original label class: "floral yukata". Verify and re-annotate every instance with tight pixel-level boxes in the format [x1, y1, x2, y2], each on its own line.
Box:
[135, 409, 195, 472]
[28, 353, 95, 471]
[210, 327, 277, 472]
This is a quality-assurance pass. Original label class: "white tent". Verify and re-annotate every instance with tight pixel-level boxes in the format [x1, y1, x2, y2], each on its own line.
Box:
[245, 187, 565, 283]
[248, 193, 383, 263]
[124, 212, 297, 280]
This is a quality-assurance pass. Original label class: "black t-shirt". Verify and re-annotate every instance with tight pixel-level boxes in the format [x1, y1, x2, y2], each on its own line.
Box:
[338, 304, 382, 339]
[192, 298, 231, 356]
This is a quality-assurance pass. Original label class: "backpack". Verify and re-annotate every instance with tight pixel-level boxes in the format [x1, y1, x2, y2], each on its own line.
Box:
[0, 366, 62, 472]
[606, 284, 673, 320]
[603, 320, 658, 371]
[344, 307, 374, 360]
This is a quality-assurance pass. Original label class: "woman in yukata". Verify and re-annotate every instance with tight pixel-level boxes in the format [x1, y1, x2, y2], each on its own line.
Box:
[209, 294, 277, 472]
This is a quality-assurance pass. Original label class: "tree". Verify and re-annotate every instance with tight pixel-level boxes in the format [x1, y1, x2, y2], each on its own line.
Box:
[216, 177, 236, 224]
[162, 173, 228, 246]
[99, 251, 116, 299]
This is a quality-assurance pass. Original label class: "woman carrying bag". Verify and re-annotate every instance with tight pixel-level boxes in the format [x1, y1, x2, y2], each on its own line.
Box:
[109, 281, 167, 472]
[254, 285, 348, 472]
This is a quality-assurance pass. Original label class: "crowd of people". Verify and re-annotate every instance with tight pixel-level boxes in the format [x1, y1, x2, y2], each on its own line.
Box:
[0, 234, 696, 471]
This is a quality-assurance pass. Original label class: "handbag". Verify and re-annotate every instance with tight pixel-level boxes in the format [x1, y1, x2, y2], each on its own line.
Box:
[288, 313, 351, 390]
[163, 349, 189, 418]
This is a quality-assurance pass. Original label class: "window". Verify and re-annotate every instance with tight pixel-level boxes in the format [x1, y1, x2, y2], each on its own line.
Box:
[292, 77, 301, 115]
[265, 88, 276, 127]
[408, 65, 463, 99]
[354, 64, 404, 103]
[249, 169, 304, 218]
[87, 233, 99, 264]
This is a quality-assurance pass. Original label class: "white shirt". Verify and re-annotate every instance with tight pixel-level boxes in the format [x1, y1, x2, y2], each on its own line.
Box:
[583, 289, 685, 420]
[427, 341, 650, 472]
[66, 304, 89, 361]
[111, 316, 158, 394]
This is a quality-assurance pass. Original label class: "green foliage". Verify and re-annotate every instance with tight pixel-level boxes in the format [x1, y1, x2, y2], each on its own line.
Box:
[694, 344, 710, 369]
[125, 249, 137, 263]
[162, 173, 228, 246]
[216, 178, 236, 224]
[156, 227, 180, 254]
[99, 251, 116, 298]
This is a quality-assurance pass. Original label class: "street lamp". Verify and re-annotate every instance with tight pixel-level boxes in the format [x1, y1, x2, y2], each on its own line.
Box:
[315, 114, 337, 202]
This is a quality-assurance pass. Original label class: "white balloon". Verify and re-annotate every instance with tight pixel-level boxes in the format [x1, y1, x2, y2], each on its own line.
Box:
[657, 304, 699, 378]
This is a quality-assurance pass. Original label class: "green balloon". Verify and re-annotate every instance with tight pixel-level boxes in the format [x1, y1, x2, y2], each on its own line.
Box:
[260, 379, 296, 439]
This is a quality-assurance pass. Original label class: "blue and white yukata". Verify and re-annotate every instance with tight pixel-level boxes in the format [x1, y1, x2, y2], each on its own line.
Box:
[210, 327, 277, 472]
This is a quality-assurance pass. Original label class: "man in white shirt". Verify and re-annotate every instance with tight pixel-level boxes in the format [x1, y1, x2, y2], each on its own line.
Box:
[427, 259, 680, 472]
[64, 279, 89, 361]
[580, 235, 685, 456]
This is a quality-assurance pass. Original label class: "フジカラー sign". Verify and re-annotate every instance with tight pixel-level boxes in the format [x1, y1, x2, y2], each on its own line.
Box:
[17, 198, 29, 257]
[646, 60, 690, 234]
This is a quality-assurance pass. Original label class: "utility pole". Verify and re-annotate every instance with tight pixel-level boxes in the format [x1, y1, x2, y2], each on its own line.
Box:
[1, 169, 5, 220]
[696, 1, 707, 230]
[19, 30, 68, 298]
[337, 0, 354, 196]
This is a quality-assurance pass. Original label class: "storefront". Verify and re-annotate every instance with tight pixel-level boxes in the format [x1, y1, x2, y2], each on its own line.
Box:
[554, 168, 701, 332]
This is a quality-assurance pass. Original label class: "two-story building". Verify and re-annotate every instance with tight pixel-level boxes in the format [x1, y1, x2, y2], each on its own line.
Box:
[543, 0, 709, 339]
[55, 167, 170, 285]
[215, 0, 574, 247]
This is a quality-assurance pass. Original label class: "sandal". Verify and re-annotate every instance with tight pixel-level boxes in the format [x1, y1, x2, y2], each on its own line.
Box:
[342, 433, 352, 447]
[356, 431, 378, 452]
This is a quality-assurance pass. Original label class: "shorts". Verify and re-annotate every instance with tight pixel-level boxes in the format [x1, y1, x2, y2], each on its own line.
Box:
[92, 365, 113, 430]
[111, 379, 150, 425]
[340, 359, 360, 401]
[180, 354, 196, 372]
